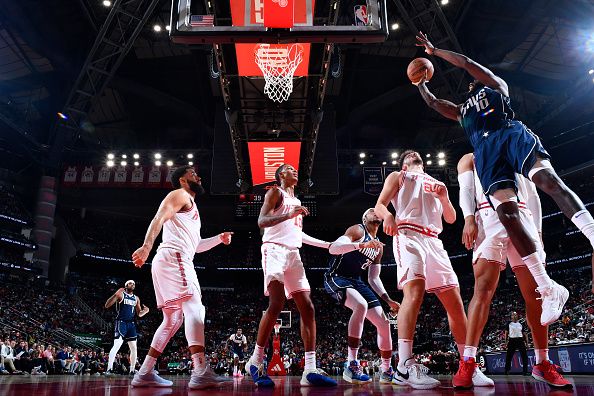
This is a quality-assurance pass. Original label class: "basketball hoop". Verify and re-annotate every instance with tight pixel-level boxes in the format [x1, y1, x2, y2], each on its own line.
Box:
[254, 44, 304, 103]
[274, 323, 281, 335]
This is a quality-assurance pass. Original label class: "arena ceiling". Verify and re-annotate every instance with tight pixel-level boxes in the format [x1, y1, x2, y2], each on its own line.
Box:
[0, 0, 593, 172]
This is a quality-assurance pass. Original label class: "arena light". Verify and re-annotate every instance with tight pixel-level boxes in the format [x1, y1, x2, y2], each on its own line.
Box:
[154, 153, 162, 159]
[437, 152, 445, 159]
[106, 160, 115, 167]
[155, 160, 162, 166]
[107, 153, 115, 160]
[121, 154, 127, 159]
[589, 69, 594, 75]
[426, 153, 431, 158]
[440, 0, 449, 5]
[153, 24, 162, 32]
[391, 23, 399, 30]
[133, 153, 140, 159]
[134, 161, 139, 166]
[426, 160, 433, 165]
[57, 112, 68, 120]
[187, 153, 194, 159]
[102, 0, 111, 7]
[438, 159, 446, 166]
[359, 160, 365, 165]
[359, 152, 366, 158]
[391, 160, 397, 165]
[165, 25, 171, 31]
[188, 161, 194, 166]
[166, 160, 174, 167]
[391, 152, 398, 158]
[382, 161, 387, 165]
[121, 161, 127, 166]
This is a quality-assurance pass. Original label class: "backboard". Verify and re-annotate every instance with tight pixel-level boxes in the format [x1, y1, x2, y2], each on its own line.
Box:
[262, 310, 292, 329]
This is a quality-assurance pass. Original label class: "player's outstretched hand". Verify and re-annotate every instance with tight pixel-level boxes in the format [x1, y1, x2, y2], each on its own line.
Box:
[132, 245, 151, 268]
[388, 300, 400, 314]
[415, 31, 435, 55]
[220, 231, 234, 245]
[382, 215, 397, 236]
[289, 205, 309, 218]
[462, 217, 478, 250]
[360, 239, 385, 250]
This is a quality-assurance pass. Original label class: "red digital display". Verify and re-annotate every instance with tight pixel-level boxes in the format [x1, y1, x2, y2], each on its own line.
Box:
[247, 141, 301, 186]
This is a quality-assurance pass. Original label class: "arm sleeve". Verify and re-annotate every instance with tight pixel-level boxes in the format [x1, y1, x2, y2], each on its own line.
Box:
[195, 235, 222, 253]
[523, 179, 542, 233]
[367, 264, 388, 298]
[328, 235, 360, 255]
[458, 170, 476, 218]
[301, 232, 330, 249]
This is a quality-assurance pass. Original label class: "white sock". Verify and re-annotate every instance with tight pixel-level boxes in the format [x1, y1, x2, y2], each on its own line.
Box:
[347, 347, 358, 362]
[233, 365, 237, 374]
[381, 357, 391, 372]
[191, 352, 206, 374]
[252, 344, 265, 365]
[463, 346, 478, 361]
[138, 355, 156, 375]
[304, 351, 316, 371]
[535, 348, 549, 364]
[397, 339, 413, 371]
[571, 210, 594, 247]
[456, 343, 465, 357]
[522, 252, 553, 289]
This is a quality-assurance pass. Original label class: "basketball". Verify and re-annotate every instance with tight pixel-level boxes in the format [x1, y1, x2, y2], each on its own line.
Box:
[407, 57, 434, 84]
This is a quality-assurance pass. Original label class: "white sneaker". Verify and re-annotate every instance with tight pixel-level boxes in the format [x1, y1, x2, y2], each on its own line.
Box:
[537, 281, 569, 326]
[131, 370, 173, 387]
[472, 367, 494, 387]
[188, 366, 233, 390]
[393, 361, 440, 390]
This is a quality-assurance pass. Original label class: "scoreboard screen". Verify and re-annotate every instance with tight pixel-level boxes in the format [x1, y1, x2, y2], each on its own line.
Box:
[235, 194, 317, 219]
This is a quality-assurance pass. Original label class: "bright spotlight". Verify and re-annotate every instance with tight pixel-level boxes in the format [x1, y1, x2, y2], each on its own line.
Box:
[121, 154, 127, 159]
[121, 161, 127, 166]
[134, 161, 139, 166]
[426, 160, 433, 165]
[391, 152, 398, 158]
[438, 159, 446, 166]
[166, 160, 174, 167]
[153, 25, 162, 32]
[165, 25, 171, 31]
[155, 160, 162, 166]
[391, 23, 399, 30]
[359, 160, 365, 165]
[437, 152, 445, 159]
[426, 153, 431, 158]
[440, 0, 449, 5]
[106, 160, 114, 167]
[391, 160, 397, 165]
[382, 161, 387, 165]
[188, 161, 194, 166]
[57, 112, 68, 120]
[107, 153, 115, 160]
[154, 153, 162, 159]
[187, 153, 194, 159]
[102, 0, 112, 7]
[589, 69, 594, 75]
[359, 152, 366, 158]
[133, 153, 139, 159]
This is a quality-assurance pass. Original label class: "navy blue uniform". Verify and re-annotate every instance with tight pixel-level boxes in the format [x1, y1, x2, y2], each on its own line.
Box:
[460, 85, 550, 195]
[229, 334, 247, 360]
[324, 225, 382, 308]
[114, 292, 138, 341]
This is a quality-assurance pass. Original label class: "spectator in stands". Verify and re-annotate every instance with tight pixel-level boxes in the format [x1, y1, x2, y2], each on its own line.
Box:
[1, 338, 21, 374]
[14, 340, 32, 373]
[43, 345, 55, 374]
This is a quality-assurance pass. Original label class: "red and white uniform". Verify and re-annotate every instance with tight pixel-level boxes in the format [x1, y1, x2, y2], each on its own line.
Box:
[473, 172, 543, 270]
[392, 171, 459, 293]
[152, 198, 202, 309]
[261, 188, 309, 299]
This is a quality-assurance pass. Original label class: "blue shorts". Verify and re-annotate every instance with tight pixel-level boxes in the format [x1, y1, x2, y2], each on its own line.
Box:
[114, 320, 137, 341]
[232, 349, 245, 360]
[474, 120, 550, 196]
[323, 274, 381, 309]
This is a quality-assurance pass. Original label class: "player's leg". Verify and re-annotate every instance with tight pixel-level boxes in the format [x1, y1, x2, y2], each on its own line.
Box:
[342, 288, 372, 384]
[504, 339, 518, 375]
[364, 305, 394, 383]
[127, 340, 137, 374]
[107, 325, 124, 374]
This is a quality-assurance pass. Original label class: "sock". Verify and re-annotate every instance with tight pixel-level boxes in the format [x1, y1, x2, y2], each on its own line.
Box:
[381, 357, 391, 372]
[233, 365, 237, 374]
[252, 344, 265, 365]
[347, 347, 359, 362]
[522, 252, 553, 289]
[571, 210, 594, 247]
[456, 343, 465, 357]
[304, 351, 316, 371]
[535, 348, 549, 364]
[191, 352, 206, 374]
[463, 346, 478, 361]
[138, 355, 157, 375]
[397, 339, 413, 371]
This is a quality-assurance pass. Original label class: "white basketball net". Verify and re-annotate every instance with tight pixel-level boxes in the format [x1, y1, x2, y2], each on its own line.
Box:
[274, 323, 281, 335]
[254, 44, 304, 103]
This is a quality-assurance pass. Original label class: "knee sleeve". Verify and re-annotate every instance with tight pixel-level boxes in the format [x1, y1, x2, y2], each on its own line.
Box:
[150, 307, 184, 353]
[344, 289, 368, 338]
[110, 338, 124, 353]
[366, 306, 393, 351]
[182, 292, 206, 347]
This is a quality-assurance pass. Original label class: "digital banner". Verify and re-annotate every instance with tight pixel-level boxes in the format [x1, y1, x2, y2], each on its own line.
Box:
[484, 343, 594, 374]
[247, 141, 301, 186]
[363, 167, 383, 196]
[61, 165, 180, 189]
[74, 333, 103, 346]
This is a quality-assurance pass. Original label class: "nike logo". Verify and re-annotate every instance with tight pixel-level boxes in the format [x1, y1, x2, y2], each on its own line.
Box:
[396, 367, 409, 380]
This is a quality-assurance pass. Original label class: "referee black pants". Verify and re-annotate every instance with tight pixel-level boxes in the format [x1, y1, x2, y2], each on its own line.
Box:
[505, 338, 528, 374]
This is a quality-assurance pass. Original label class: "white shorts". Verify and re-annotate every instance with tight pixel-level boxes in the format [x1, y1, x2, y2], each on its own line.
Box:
[393, 230, 459, 293]
[473, 206, 544, 271]
[152, 248, 201, 309]
[261, 243, 310, 299]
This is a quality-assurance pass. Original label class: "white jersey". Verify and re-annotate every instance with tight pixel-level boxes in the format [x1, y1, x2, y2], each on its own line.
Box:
[158, 197, 202, 257]
[391, 170, 444, 236]
[262, 188, 303, 249]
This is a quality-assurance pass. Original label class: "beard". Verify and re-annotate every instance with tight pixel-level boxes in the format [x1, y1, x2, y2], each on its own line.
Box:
[368, 219, 382, 225]
[188, 180, 205, 195]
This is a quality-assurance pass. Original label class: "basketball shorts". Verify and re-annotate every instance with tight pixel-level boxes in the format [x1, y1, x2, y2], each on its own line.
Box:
[323, 274, 381, 309]
[114, 320, 137, 341]
[261, 243, 310, 299]
[474, 120, 551, 196]
[473, 205, 544, 271]
[152, 248, 201, 309]
[232, 349, 245, 360]
[393, 229, 459, 293]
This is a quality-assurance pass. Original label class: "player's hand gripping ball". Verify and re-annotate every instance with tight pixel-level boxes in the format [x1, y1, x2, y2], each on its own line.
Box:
[407, 57, 434, 85]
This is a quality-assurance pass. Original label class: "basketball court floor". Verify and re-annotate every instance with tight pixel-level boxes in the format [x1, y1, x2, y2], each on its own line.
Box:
[1, 375, 590, 395]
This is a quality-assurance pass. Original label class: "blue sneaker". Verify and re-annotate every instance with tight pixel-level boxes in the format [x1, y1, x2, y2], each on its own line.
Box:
[380, 367, 394, 384]
[300, 368, 338, 387]
[343, 361, 371, 384]
[245, 358, 274, 387]
[131, 370, 173, 387]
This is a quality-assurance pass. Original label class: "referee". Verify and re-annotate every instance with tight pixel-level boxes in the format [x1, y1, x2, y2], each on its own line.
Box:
[504, 311, 529, 375]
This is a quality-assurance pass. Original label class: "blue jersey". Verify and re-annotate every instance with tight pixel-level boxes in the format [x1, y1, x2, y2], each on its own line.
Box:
[115, 292, 137, 322]
[326, 225, 381, 280]
[460, 85, 515, 148]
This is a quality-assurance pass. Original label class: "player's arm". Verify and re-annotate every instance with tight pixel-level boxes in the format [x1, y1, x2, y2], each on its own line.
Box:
[434, 183, 457, 224]
[302, 232, 331, 249]
[328, 225, 384, 255]
[416, 81, 462, 121]
[375, 171, 402, 236]
[196, 232, 234, 253]
[104, 288, 124, 309]
[368, 248, 400, 313]
[416, 31, 509, 97]
[132, 189, 189, 267]
[257, 188, 308, 228]
[458, 153, 478, 250]
[135, 297, 149, 318]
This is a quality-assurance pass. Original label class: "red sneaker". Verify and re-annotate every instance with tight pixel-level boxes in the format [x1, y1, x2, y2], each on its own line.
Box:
[453, 358, 475, 389]
[532, 360, 572, 388]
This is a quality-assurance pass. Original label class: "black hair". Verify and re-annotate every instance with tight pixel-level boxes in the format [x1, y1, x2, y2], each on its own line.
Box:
[274, 164, 287, 184]
[171, 166, 192, 189]
[399, 149, 417, 170]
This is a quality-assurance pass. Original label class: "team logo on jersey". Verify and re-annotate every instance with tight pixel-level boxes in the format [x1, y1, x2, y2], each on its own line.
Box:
[461, 88, 489, 117]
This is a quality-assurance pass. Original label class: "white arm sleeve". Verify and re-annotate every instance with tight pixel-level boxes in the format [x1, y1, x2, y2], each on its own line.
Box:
[458, 171, 476, 218]
[368, 264, 388, 298]
[195, 235, 222, 253]
[301, 232, 330, 249]
[328, 235, 360, 255]
[523, 179, 542, 233]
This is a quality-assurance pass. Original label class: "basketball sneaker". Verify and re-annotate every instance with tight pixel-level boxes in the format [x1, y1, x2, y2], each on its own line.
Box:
[473, 367, 494, 387]
[392, 359, 440, 390]
[300, 368, 337, 386]
[104, 370, 117, 377]
[244, 358, 274, 387]
[188, 366, 233, 390]
[379, 367, 394, 384]
[343, 361, 371, 384]
[452, 358, 475, 389]
[537, 281, 569, 326]
[131, 370, 173, 387]
[532, 360, 572, 388]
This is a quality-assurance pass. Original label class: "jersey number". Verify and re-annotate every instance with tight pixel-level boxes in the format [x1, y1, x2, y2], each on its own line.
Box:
[294, 216, 303, 228]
